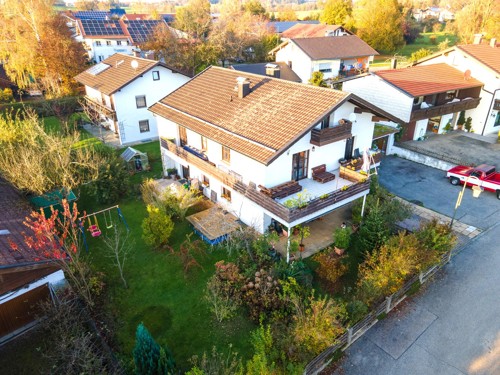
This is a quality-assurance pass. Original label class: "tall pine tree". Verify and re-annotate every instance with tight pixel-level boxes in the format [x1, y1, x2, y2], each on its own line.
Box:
[133, 323, 175, 375]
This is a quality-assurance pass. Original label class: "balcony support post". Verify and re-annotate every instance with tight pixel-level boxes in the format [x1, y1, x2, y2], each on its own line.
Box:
[361, 194, 367, 218]
[286, 227, 291, 263]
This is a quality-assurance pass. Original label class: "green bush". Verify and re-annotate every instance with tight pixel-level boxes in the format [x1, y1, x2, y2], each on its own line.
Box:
[87, 155, 129, 204]
[0, 96, 81, 117]
[142, 205, 174, 250]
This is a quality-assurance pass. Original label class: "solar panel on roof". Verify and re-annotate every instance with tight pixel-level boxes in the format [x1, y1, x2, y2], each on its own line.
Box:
[75, 11, 110, 20]
[124, 20, 164, 44]
[87, 63, 111, 76]
[80, 19, 124, 36]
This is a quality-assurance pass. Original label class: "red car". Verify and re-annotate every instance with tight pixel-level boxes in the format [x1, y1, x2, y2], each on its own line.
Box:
[447, 164, 500, 199]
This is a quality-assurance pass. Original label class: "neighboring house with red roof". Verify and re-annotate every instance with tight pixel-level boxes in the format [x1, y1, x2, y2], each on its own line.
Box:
[270, 35, 378, 83]
[75, 53, 189, 145]
[281, 24, 352, 40]
[343, 63, 483, 141]
[149, 66, 401, 248]
[0, 179, 64, 343]
[413, 37, 500, 136]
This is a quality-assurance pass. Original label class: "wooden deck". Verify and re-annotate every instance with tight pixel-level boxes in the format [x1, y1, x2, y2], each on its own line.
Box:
[186, 206, 242, 243]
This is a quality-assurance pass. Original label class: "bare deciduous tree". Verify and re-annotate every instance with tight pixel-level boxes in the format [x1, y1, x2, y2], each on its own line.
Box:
[102, 224, 133, 289]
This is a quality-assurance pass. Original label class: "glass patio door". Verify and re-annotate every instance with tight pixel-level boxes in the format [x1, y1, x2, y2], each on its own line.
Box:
[292, 151, 309, 181]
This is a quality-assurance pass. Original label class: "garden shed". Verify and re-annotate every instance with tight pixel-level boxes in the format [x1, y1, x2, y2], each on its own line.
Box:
[120, 147, 149, 173]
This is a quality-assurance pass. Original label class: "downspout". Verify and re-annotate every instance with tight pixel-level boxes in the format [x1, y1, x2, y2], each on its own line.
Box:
[481, 88, 500, 136]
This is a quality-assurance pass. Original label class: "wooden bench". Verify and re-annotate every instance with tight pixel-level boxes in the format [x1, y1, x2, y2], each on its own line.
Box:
[312, 164, 336, 183]
[258, 180, 302, 199]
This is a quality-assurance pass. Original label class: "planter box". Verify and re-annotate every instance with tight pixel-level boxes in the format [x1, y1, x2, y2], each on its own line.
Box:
[340, 166, 367, 183]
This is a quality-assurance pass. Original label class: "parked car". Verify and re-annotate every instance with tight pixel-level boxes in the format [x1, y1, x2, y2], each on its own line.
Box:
[447, 164, 500, 199]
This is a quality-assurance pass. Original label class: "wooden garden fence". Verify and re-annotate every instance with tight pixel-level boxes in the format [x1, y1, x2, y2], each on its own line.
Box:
[303, 237, 471, 375]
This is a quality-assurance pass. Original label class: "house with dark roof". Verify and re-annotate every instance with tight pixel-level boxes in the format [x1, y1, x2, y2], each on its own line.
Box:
[0, 179, 64, 343]
[75, 53, 189, 145]
[75, 17, 167, 63]
[267, 21, 320, 34]
[149, 66, 401, 256]
[270, 35, 378, 83]
[231, 62, 301, 82]
[413, 37, 500, 136]
[281, 24, 352, 40]
[343, 63, 484, 141]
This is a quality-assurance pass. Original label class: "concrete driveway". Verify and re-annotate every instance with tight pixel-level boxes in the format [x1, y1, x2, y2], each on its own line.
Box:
[377, 156, 500, 230]
[331, 157, 500, 375]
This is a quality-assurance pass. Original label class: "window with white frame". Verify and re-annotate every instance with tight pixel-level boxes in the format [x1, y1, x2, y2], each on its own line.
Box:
[98, 55, 104, 62]
[319, 63, 332, 73]
[106, 41, 111, 46]
[222, 146, 230, 163]
[95, 41, 102, 46]
[152, 71, 160, 81]
[117, 41, 122, 45]
[135, 95, 147, 108]
[139, 120, 150, 133]
[201, 136, 208, 150]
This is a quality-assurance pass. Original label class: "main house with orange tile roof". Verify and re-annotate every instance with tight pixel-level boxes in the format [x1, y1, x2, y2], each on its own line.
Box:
[414, 37, 500, 136]
[150, 66, 401, 251]
[270, 35, 378, 83]
[343, 63, 484, 141]
[75, 53, 189, 145]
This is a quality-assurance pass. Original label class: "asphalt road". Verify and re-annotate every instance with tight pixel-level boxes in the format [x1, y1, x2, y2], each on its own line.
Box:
[332, 157, 500, 375]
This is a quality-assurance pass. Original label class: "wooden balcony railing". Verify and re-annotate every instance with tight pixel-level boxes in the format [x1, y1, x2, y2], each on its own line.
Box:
[410, 97, 481, 122]
[83, 96, 116, 121]
[161, 138, 370, 223]
[310, 121, 352, 147]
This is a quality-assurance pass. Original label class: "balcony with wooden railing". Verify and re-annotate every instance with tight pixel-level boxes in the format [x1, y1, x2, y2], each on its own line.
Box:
[310, 121, 352, 147]
[83, 96, 116, 121]
[162, 137, 370, 224]
[410, 97, 481, 122]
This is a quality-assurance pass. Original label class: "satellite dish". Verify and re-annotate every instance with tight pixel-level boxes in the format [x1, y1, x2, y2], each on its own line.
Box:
[464, 69, 471, 80]
[348, 113, 357, 123]
[131, 60, 139, 70]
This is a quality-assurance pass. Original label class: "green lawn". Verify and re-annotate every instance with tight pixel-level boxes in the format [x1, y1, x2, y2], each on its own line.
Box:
[74, 139, 255, 370]
[372, 32, 458, 66]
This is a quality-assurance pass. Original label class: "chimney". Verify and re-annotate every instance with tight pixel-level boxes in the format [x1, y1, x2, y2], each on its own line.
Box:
[236, 77, 251, 99]
[390, 58, 397, 69]
[490, 38, 497, 47]
[144, 51, 155, 60]
[133, 50, 141, 57]
[473, 33, 483, 45]
[265, 63, 280, 78]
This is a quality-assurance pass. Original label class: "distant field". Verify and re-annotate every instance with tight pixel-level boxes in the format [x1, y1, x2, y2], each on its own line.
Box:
[271, 10, 321, 20]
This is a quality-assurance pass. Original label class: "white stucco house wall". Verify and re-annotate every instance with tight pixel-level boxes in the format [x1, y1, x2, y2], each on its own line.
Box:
[75, 53, 190, 145]
[150, 67, 400, 256]
[343, 63, 484, 141]
[414, 38, 500, 136]
[271, 35, 378, 83]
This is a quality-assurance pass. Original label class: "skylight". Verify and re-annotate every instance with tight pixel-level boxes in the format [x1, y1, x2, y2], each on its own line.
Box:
[87, 62, 111, 75]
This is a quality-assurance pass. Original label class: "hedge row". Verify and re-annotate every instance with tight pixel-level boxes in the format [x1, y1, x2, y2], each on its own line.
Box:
[0, 96, 82, 117]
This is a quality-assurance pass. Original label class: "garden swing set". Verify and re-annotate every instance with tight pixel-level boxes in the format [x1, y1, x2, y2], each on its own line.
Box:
[78, 205, 129, 250]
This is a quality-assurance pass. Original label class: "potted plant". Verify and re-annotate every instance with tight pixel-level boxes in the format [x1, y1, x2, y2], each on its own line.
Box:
[333, 226, 351, 255]
[289, 240, 300, 261]
[456, 111, 465, 130]
[166, 168, 177, 177]
[464, 116, 472, 132]
[295, 224, 310, 253]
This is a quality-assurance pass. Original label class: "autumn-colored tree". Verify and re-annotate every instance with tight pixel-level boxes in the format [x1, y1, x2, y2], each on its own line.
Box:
[244, 0, 268, 17]
[353, 0, 405, 52]
[168, 233, 205, 275]
[309, 71, 327, 87]
[174, 0, 212, 39]
[18, 200, 104, 308]
[0, 0, 87, 97]
[319, 0, 352, 26]
[453, 0, 499, 42]
[277, 7, 298, 21]
[0, 111, 103, 196]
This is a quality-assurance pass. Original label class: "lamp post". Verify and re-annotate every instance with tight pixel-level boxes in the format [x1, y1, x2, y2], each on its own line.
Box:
[449, 175, 483, 229]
